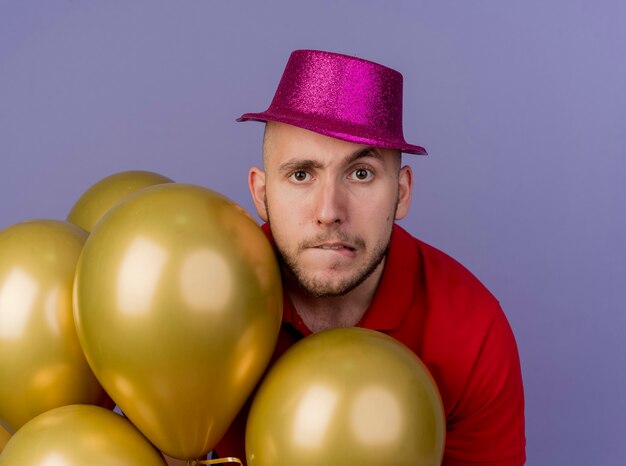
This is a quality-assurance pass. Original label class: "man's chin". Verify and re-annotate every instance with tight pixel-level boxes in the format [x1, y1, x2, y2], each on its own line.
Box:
[300, 284, 352, 299]
[293, 271, 362, 298]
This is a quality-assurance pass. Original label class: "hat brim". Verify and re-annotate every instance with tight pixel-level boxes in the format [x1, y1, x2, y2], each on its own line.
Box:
[237, 111, 428, 156]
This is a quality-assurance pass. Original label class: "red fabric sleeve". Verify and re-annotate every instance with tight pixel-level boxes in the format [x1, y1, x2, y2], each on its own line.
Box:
[442, 310, 526, 465]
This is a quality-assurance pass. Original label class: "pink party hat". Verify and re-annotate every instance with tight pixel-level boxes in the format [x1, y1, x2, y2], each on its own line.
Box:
[237, 49, 427, 155]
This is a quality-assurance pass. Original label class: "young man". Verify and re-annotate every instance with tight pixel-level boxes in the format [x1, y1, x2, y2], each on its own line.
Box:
[213, 50, 525, 465]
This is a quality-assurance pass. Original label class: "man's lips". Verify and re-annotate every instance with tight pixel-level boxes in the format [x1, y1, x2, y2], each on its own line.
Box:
[315, 242, 356, 251]
[309, 242, 357, 257]
[299, 233, 365, 256]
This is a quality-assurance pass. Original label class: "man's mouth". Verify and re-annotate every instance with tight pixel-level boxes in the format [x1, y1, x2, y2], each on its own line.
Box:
[300, 234, 364, 255]
[316, 243, 356, 252]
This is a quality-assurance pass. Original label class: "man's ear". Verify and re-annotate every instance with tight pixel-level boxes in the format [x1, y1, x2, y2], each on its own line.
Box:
[395, 165, 413, 220]
[248, 166, 268, 222]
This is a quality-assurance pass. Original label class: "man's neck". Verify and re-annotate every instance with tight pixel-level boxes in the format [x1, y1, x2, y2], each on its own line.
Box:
[286, 259, 386, 333]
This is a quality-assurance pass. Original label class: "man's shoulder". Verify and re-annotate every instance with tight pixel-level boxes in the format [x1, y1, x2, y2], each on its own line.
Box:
[392, 224, 499, 308]
[386, 226, 525, 465]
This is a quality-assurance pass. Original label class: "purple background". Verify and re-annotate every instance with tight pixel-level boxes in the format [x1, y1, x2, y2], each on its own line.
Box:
[1, 2, 624, 464]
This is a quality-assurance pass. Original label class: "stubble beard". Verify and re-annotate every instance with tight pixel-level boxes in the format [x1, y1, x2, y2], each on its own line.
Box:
[265, 199, 394, 298]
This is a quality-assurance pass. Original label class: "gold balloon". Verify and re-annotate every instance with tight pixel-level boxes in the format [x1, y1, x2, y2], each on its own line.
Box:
[0, 423, 10, 453]
[0, 404, 166, 465]
[246, 328, 446, 466]
[67, 170, 173, 232]
[74, 183, 283, 460]
[0, 220, 108, 432]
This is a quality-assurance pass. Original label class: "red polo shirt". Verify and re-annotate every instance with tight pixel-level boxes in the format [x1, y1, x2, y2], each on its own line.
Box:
[215, 224, 525, 465]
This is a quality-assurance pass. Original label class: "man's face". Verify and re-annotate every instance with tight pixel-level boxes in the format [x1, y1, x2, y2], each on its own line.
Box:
[249, 122, 412, 298]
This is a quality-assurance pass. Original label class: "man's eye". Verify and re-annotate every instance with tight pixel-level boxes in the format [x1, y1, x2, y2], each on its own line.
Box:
[290, 171, 309, 182]
[351, 168, 373, 181]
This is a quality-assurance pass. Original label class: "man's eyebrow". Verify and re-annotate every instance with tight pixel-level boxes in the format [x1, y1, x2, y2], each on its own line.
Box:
[278, 159, 323, 174]
[345, 147, 383, 164]
[277, 147, 382, 174]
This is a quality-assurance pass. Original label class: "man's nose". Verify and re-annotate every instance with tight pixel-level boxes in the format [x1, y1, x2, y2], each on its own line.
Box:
[314, 180, 347, 226]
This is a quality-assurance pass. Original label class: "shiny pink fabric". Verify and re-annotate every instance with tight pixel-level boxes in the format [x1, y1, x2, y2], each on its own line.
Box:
[237, 50, 427, 155]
